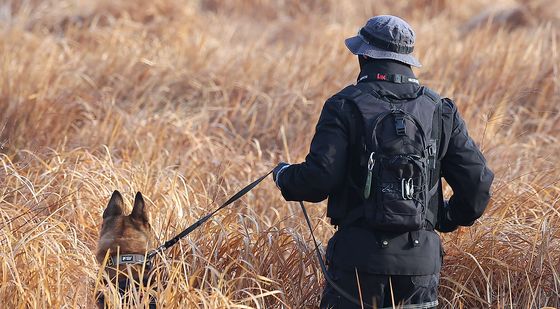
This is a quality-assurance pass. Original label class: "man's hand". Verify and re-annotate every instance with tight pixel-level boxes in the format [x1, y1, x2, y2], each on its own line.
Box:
[273, 162, 290, 189]
[436, 201, 459, 233]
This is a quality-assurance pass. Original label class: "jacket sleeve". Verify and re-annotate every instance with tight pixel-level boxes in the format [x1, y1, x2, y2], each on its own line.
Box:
[277, 98, 350, 203]
[440, 99, 494, 226]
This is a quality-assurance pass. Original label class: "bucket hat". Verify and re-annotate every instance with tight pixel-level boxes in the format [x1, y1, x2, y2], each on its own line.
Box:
[345, 15, 421, 67]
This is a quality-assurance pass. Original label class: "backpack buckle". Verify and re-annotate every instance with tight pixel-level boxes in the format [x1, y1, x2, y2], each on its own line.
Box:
[395, 116, 406, 135]
[427, 141, 437, 169]
[427, 144, 436, 156]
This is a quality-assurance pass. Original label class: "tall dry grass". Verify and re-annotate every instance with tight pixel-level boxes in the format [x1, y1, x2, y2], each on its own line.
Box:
[0, 0, 559, 308]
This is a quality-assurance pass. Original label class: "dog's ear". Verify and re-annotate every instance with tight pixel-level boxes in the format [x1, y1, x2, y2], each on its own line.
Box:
[131, 192, 148, 223]
[103, 191, 124, 218]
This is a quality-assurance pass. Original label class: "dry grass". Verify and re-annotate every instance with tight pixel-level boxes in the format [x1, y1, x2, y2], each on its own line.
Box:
[0, 0, 559, 308]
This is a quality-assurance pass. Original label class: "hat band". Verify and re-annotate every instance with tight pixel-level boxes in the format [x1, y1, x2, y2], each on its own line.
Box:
[358, 28, 414, 54]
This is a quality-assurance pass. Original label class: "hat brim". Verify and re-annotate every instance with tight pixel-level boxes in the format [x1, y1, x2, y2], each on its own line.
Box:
[345, 36, 422, 68]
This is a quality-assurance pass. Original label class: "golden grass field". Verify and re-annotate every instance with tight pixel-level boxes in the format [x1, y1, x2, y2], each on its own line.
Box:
[1, 0, 559, 308]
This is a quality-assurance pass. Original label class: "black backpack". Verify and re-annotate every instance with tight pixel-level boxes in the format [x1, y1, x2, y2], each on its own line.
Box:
[337, 82, 443, 235]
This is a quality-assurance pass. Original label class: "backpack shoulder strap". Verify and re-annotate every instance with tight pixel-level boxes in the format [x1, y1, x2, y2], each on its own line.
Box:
[423, 87, 443, 158]
[423, 87, 441, 105]
[335, 83, 383, 149]
[423, 87, 443, 229]
[337, 85, 363, 100]
[330, 84, 379, 228]
[336, 83, 381, 104]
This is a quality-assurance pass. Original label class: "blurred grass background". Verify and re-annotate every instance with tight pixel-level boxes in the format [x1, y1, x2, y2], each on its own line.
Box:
[0, 0, 559, 307]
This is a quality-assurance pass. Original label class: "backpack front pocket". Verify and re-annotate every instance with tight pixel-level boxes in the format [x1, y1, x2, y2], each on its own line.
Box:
[367, 156, 424, 232]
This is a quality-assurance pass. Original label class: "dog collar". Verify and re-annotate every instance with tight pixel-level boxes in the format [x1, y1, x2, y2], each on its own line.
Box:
[107, 254, 151, 269]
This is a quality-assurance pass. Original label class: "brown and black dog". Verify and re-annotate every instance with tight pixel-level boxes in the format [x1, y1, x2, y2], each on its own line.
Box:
[96, 190, 156, 308]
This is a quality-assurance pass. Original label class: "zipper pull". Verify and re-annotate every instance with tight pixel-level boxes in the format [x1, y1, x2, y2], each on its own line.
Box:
[364, 152, 375, 199]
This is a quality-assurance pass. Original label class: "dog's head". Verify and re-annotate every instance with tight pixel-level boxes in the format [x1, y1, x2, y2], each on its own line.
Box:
[96, 190, 156, 307]
[96, 191, 153, 268]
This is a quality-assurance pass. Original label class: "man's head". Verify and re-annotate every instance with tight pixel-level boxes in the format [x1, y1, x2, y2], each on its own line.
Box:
[345, 15, 421, 68]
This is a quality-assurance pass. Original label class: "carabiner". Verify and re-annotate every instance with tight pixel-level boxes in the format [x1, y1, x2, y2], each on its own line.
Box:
[367, 152, 375, 171]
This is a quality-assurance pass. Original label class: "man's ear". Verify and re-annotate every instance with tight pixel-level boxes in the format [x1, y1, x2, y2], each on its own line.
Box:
[103, 191, 124, 218]
[130, 192, 148, 223]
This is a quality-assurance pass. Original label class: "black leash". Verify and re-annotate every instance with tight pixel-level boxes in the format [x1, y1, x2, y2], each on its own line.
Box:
[144, 169, 371, 307]
[298, 201, 374, 308]
[147, 170, 273, 259]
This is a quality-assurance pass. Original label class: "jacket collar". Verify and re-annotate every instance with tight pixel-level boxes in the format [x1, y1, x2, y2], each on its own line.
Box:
[357, 60, 417, 83]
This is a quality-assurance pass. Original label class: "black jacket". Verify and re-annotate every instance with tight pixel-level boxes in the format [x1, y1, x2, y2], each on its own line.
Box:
[277, 60, 494, 274]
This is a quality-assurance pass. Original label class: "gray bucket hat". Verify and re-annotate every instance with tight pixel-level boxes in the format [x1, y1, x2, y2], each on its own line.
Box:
[345, 15, 421, 67]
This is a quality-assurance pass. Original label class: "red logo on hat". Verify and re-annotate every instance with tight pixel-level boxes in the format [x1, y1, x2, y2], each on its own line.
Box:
[377, 73, 387, 80]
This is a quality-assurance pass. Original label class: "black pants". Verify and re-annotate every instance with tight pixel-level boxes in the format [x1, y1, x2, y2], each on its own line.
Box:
[319, 267, 439, 309]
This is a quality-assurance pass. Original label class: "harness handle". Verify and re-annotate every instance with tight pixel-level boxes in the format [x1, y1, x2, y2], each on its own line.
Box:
[147, 170, 273, 259]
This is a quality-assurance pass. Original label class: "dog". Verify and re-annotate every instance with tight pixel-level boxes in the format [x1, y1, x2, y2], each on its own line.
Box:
[96, 190, 156, 308]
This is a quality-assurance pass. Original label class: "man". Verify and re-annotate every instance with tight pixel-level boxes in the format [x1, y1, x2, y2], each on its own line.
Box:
[273, 15, 494, 308]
